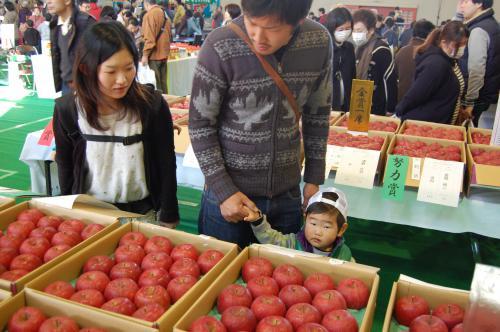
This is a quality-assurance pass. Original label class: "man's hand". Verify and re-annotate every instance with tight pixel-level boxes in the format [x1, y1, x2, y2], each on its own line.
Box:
[141, 55, 148, 66]
[302, 183, 319, 210]
[220, 192, 258, 223]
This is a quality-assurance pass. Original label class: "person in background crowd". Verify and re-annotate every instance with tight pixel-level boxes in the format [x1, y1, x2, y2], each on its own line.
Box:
[353, 9, 398, 115]
[23, 18, 41, 52]
[396, 19, 435, 102]
[38, 12, 51, 42]
[194, 6, 204, 31]
[53, 21, 179, 228]
[118, 10, 133, 26]
[398, 20, 415, 48]
[185, 9, 201, 36]
[308, 11, 318, 21]
[394, 6, 405, 24]
[141, 0, 171, 93]
[28, 5, 45, 29]
[18, 0, 32, 24]
[223, 3, 240, 25]
[396, 21, 469, 124]
[127, 17, 143, 53]
[173, 0, 185, 32]
[100, 6, 117, 21]
[326, 7, 356, 113]
[375, 14, 384, 36]
[88, 0, 101, 20]
[211, 5, 223, 29]
[458, 0, 499, 128]
[78, 0, 90, 14]
[383, 17, 399, 50]
[48, 0, 96, 94]
[318, 7, 326, 25]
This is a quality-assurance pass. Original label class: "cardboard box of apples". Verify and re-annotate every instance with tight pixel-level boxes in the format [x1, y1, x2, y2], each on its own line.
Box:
[0, 197, 15, 212]
[383, 275, 469, 332]
[333, 113, 401, 134]
[174, 244, 380, 332]
[24, 221, 238, 331]
[467, 127, 493, 146]
[0, 199, 120, 293]
[398, 120, 466, 142]
[466, 144, 500, 189]
[170, 97, 190, 126]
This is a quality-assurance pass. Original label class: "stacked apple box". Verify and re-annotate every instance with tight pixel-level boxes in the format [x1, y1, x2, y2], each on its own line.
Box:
[0, 200, 120, 294]
[332, 113, 401, 135]
[466, 143, 500, 192]
[25, 222, 238, 331]
[383, 275, 469, 332]
[467, 127, 492, 146]
[174, 244, 380, 332]
[0, 291, 157, 331]
[0, 196, 15, 212]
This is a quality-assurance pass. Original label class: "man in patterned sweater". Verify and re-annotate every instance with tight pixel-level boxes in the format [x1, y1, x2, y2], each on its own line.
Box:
[189, 0, 333, 248]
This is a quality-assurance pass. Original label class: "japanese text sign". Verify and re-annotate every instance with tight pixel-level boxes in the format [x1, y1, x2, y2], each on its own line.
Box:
[348, 80, 374, 132]
[382, 155, 409, 201]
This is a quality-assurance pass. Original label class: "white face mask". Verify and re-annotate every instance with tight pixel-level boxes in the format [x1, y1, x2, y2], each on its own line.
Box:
[334, 29, 352, 43]
[352, 32, 368, 47]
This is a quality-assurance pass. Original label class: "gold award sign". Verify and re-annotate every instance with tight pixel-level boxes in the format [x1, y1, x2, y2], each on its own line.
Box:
[348, 79, 374, 132]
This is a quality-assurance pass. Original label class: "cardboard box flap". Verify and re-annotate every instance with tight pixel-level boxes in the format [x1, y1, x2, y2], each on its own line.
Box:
[32, 194, 118, 210]
[398, 275, 469, 295]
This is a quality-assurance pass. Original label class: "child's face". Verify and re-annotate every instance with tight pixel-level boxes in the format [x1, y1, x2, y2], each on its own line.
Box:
[304, 212, 339, 252]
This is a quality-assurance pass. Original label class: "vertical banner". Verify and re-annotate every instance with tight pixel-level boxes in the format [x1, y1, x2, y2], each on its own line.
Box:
[348, 79, 374, 132]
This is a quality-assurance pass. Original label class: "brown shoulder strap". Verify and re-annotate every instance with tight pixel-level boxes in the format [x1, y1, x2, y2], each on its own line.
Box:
[229, 22, 300, 124]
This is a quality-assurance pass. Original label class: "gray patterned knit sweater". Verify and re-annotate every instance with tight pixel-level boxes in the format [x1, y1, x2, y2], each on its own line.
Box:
[189, 17, 333, 204]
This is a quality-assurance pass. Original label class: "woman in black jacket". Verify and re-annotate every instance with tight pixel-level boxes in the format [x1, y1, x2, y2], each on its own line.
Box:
[325, 7, 356, 113]
[395, 21, 469, 124]
[53, 21, 179, 227]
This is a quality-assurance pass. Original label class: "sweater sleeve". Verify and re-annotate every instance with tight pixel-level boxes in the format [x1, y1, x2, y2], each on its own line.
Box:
[370, 47, 397, 114]
[463, 28, 490, 106]
[53, 101, 75, 195]
[188, 34, 237, 204]
[251, 216, 297, 249]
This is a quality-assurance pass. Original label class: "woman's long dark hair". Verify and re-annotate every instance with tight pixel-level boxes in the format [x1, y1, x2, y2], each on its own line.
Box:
[417, 21, 469, 55]
[73, 21, 153, 130]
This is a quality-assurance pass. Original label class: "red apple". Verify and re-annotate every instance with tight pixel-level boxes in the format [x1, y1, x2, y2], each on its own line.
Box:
[279, 284, 312, 308]
[242, 257, 274, 282]
[285, 303, 321, 330]
[134, 285, 171, 309]
[336, 278, 370, 310]
[141, 251, 173, 271]
[8, 306, 46, 332]
[132, 303, 166, 322]
[312, 289, 347, 315]
[409, 315, 448, 332]
[39, 316, 79, 332]
[76, 271, 110, 293]
[81, 224, 104, 240]
[197, 249, 224, 274]
[10, 253, 42, 272]
[114, 244, 146, 265]
[452, 323, 464, 332]
[83, 255, 115, 274]
[0, 233, 25, 250]
[138, 268, 171, 288]
[273, 264, 304, 288]
[29, 226, 57, 241]
[37, 215, 63, 229]
[304, 273, 335, 297]
[7, 220, 36, 239]
[20, 237, 51, 259]
[0, 246, 18, 268]
[167, 275, 198, 302]
[70, 289, 105, 307]
[17, 208, 45, 224]
[0, 263, 6, 275]
[43, 244, 71, 262]
[433, 303, 465, 329]
[44, 280, 75, 299]
[296, 323, 329, 332]
[101, 297, 137, 316]
[217, 284, 253, 314]
[58, 219, 85, 234]
[395, 295, 430, 326]
[221, 306, 257, 332]
[51, 230, 82, 247]
[104, 278, 139, 301]
[1, 269, 29, 281]
[169, 257, 201, 279]
[321, 309, 358, 332]
[109, 261, 142, 281]
[171, 244, 199, 261]
[190, 316, 227, 332]
[256, 316, 293, 332]
[247, 276, 280, 298]
[251, 295, 286, 321]
[144, 235, 173, 255]
[119, 231, 147, 247]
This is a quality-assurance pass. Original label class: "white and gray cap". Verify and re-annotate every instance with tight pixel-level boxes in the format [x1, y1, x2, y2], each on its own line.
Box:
[306, 187, 348, 223]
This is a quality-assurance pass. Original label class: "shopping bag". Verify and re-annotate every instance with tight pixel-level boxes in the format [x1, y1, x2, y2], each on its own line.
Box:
[137, 63, 156, 88]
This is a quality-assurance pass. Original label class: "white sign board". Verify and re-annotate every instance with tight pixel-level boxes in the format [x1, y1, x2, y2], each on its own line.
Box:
[335, 148, 380, 189]
[417, 158, 464, 207]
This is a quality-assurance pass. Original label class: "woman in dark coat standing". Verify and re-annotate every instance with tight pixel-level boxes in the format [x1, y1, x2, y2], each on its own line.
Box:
[395, 21, 469, 124]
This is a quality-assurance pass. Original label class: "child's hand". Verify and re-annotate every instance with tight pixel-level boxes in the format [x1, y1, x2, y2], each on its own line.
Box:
[242, 206, 262, 222]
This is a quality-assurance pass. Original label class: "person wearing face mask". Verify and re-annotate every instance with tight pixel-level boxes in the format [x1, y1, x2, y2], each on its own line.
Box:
[352, 9, 398, 115]
[325, 7, 356, 113]
[395, 21, 469, 124]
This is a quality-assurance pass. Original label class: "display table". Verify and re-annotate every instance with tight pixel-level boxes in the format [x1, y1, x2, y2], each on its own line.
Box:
[167, 56, 198, 96]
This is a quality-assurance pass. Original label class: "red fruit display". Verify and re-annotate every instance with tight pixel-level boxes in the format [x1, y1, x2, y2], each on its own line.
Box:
[144, 235, 173, 255]
[167, 275, 198, 303]
[169, 257, 201, 279]
[217, 284, 253, 313]
[171, 244, 199, 261]
[8, 306, 47, 332]
[79, 328, 107, 332]
[392, 140, 462, 162]
[395, 295, 431, 326]
[20, 237, 51, 259]
[0, 263, 6, 275]
[101, 297, 137, 316]
[83, 255, 115, 274]
[1, 269, 29, 280]
[273, 264, 304, 288]
[312, 289, 347, 315]
[132, 303, 166, 322]
[134, 285, 171, 309]
[81, 224, 105, 240]
[340, 119, 398, 132]
[7, 220, 36, 239]
[452, 323, 464, 332]
[171, 99, 190, 109]
[190, 316, 227, 332]
[141, 251, 173, 271]
[296, 323, 329, 332]
[304, 272, 336, 297]
[285, 303, 322, 330]
[242, 257, 274, 283]
[109, 261, 142, 281]
[409, 315, 448, 332]
[51, 230, 82, 247]
[39, 316, 79, 332]
[58, 219, 86, 234]
[70, 289, 106, 308]
[76, 271, 110, 292]
[114, 244, 146, 265]
[37, 216, 64, 229]
[17, 208, 45, 224]
[104, 278, 139, 301]
[0, 233, 25, 250]
[247, 276, 280, 298]
[44, 280, 75, 299]
[29, 226, 57, 241]
[0, 247, 18, 268]
[328, 132, 385, 151]
[279, 284, 312, 308]
[251, 295, 287, 321]
[433, 303, 465, 329]
[321, 309, 358, 332]
[336, 278, 370, 310]
[197, 249, 224, 274]
[256, 316, 293, 332]
[471, 132, 492, 145]
[471, 149, 500, 166]
[119, 232, 148, 247]
[221, 306, 257, 332]
[403, 124, 464, 141]
[139, 268, 171, 288]
[10, 253, 43, 272]
[43, 244, 71, 262]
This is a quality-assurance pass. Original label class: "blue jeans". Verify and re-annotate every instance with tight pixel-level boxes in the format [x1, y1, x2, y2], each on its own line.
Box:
[198, 186, 303, 248]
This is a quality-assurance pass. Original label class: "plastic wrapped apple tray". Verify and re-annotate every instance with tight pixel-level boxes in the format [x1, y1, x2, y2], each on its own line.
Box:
[0, 290, 157, 331]
[25, 222, 238, 331]
[466, 144, 500, 191]
[0, 200, 120, 293]
[333, 113, 401, 134]
[0, 197, 15, 213]
[174, 244, 380, 332]
[398, 120, 467, 142]
[382, 275, 469, 332]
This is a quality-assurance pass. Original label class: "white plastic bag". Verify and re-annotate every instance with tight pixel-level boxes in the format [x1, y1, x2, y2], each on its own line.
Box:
[137, 63, 156, 88]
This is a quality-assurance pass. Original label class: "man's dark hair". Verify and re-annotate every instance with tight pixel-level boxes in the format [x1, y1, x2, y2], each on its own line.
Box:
[353, 9, 377, 31]
[45, 13, 52, 21]
[100, 6, 117, 20]
[224, 3, 241, 20]
[241, 0, 313, 26]
[413, 19, 435, 39]
[26, 19, 34, 28]
[388, 10, 395, 17]
[395, 6, 401, 10]
[325, 7, 353, 36]
[123, 10, 133, 18]
[376, 14, 384, 22]
[385, 17, 395, 28]
[306, 192, 346, 229]
[78, 0, 90, 5]
[185, 9, 193, 18]
[4, 1, 15, 11]
[128, 17, 139, 26]
[319, 7, 325, 14]
[472, 0, 493, 9]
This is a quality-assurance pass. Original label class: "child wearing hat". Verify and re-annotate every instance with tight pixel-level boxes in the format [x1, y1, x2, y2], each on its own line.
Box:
[244, 187, 352, 261]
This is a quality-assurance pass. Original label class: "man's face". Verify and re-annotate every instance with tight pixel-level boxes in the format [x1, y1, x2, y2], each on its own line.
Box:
[46, 0, 72, 15]
[458, 0, 483, 20]
[243, 15, 296, 56]
[79, 2, 91, 12]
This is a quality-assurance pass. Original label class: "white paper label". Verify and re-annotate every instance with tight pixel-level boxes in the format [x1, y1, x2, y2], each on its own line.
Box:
[335, 148, 380, 189]
[417, 158, 464, 207]
[491, 98, 500, 146]
[182, 145, 200, 169]
[411, 158, 422, 180]
[327, 145, 345, 169]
